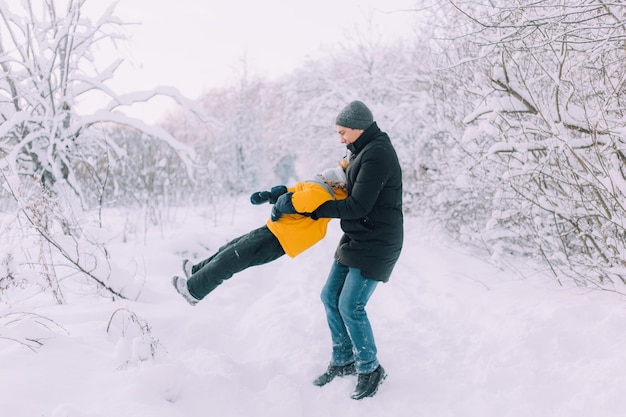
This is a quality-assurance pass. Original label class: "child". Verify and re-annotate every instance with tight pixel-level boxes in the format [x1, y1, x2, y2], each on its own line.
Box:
[172, 163, 348, 305]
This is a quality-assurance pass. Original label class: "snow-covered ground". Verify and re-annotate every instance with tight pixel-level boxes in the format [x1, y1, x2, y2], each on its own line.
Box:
[2, 200, 626, 417]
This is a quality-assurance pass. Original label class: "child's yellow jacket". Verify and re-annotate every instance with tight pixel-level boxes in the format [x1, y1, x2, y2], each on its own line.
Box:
[266, 180, 347, 258]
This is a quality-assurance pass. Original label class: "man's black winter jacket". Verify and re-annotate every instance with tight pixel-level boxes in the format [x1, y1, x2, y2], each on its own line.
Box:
[314, 122, 403, 282]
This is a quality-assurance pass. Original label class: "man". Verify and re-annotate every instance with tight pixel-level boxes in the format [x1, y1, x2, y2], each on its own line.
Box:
[274, 100, 403, 399]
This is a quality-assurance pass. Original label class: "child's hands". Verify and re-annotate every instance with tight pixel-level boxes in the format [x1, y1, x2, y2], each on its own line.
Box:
[271, 192, 296, 221]
[250, 185, 288, 205]
[250, 191, 271, 205]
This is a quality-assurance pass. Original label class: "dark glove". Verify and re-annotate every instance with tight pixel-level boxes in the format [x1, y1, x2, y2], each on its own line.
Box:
[249, 185, 288, 205]
[268, 185, 288, 203]
[271, 192, 296, 221]
[250, 191, 271, 205]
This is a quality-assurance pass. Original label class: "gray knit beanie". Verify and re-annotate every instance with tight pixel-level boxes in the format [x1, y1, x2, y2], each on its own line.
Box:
[317, 166, 346, 183]
[335, 100, 374, 130]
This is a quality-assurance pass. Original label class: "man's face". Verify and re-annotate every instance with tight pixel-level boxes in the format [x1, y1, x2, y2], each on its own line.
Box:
[336, 126, 363, 145]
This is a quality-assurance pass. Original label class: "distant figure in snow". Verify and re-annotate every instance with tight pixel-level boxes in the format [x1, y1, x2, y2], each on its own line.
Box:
[273, 101, 404, 400]
[172, 163, 348, 305]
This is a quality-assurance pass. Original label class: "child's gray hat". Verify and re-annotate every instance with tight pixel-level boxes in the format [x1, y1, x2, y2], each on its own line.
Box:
[335, 100, 374, 130]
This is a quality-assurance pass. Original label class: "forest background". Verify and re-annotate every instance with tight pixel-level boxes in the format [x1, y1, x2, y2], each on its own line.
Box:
[2, 0, 626, 306]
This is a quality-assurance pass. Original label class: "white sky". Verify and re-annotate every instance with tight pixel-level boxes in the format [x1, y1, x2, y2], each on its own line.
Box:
[83, 0, 418, 122]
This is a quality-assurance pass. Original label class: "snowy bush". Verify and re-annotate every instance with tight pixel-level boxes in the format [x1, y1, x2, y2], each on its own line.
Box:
[446, 1, 626, 288]
[0, 1, 206, 303]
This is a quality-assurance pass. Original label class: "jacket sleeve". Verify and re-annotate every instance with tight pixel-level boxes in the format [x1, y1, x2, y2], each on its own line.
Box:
[314, 146, 392, 219]
[291, 183, 335, 213]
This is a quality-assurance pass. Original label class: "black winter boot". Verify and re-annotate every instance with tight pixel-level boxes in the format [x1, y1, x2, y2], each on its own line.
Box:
[351, 365, 386, 400]
[313, 362, 356, 387]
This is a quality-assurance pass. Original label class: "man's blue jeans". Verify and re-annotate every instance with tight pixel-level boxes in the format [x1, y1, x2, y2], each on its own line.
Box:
[320, 260, 379, 374]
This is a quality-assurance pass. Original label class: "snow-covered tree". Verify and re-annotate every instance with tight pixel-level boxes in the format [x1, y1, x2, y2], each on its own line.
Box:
[450, 1, 626, 288]
[0, 0, 209, 302]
